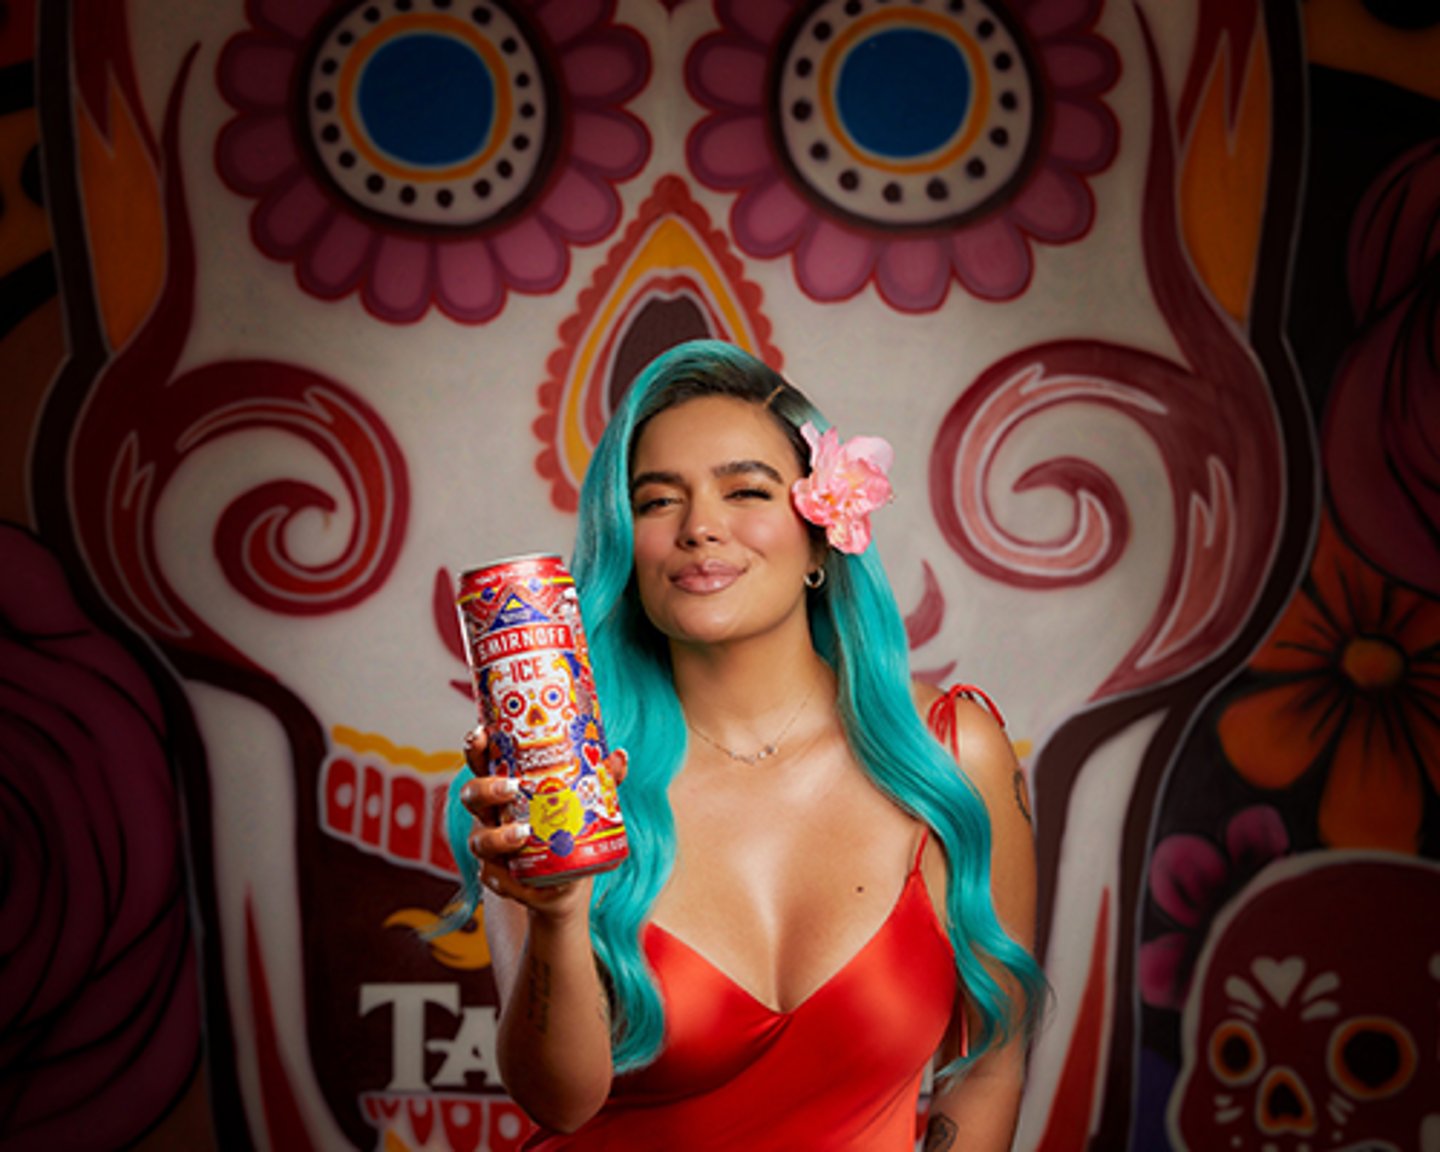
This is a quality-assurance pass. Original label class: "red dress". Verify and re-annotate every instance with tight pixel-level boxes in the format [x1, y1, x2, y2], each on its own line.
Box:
[523, 688, 991, 1150]
[523, 839, 956, 1151]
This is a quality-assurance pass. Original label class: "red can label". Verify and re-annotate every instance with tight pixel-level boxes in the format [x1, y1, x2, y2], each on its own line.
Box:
[456, 554, 627, 885]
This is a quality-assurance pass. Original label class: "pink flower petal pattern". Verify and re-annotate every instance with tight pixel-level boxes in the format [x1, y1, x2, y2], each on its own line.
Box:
[1139, 806, 1289, 1010]
[685, 0, 1119, 310]
[216, 0, 651, 325]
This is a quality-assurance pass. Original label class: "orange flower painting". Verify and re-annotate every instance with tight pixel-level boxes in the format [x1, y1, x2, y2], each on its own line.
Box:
[1218, 517, 1440, 851]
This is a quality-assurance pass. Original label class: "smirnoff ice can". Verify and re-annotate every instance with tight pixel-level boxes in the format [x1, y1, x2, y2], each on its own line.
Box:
[456, 554, 627, 885]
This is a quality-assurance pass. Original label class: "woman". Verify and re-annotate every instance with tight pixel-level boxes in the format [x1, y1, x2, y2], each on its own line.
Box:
[448, 340, 1044, 1150]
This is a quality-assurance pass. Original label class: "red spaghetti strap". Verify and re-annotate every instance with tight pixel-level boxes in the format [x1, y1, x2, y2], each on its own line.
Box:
[927, 684, 1006, 760]
[911, 826, 930, 873]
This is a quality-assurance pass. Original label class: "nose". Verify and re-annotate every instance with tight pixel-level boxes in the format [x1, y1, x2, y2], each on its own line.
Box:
[678, 492, 725, 547]
[1256, 1066, 1315, 1136]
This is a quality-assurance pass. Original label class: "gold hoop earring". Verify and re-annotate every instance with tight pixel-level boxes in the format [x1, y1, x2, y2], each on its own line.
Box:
[804, 568, 826, 590]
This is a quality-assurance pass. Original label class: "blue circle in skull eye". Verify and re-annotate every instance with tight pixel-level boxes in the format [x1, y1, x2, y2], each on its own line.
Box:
[836, 29, 970, 159]
[358, 34, 493, 167]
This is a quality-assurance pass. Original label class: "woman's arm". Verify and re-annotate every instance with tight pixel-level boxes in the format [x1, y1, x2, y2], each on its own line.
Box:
[919, 692, 1038, 1151]
[461, 733, 616, 1132]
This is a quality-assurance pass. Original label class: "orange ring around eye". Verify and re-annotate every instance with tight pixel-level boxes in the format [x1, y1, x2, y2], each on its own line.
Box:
[1209, 1019, 1264, 1086]
[1328, 1017, 1416, 1100]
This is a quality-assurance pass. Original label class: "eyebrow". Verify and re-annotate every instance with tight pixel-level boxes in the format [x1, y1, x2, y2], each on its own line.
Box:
[630, 459, 785, 494]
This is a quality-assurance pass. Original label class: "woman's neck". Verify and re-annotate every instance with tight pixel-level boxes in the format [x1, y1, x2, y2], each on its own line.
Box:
[668, 627, 835, 748]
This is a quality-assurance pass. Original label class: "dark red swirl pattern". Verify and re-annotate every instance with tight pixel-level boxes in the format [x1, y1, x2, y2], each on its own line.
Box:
[0, 525, 199, 1148]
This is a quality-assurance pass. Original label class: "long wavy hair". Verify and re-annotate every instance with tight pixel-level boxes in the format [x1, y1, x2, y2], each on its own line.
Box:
[446, 339, 1044, 1078]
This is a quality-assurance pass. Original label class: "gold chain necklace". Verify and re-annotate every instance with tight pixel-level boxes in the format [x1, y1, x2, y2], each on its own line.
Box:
[685, 682, 819, 765]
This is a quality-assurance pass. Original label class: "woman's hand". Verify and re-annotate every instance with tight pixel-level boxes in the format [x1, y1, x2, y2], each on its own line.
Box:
[458, 725, 628, 920]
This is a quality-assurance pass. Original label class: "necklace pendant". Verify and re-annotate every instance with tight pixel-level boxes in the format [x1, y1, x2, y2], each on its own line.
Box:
[754, 744, 777, 762]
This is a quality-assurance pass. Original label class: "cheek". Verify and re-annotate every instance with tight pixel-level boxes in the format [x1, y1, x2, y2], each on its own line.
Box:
[744, 510, 812, 559]
[630, 525, 669, 613]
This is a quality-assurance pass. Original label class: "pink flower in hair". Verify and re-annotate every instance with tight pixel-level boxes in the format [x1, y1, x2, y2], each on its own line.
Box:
[792, 422, 895, 554]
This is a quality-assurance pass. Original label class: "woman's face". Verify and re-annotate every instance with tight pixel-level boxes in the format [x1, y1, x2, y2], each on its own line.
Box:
[629, 395, 822, 652]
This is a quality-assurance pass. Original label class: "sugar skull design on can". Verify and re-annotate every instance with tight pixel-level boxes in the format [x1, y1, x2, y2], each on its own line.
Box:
[456, 554, 627, 885]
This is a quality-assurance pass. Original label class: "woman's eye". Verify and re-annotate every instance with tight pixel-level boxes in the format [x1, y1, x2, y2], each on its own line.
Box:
[633, 494, 675, 514]
[728, 487, 772, 501]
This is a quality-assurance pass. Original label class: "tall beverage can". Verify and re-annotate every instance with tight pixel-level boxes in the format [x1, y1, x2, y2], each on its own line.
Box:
[456, 554, 628, 885]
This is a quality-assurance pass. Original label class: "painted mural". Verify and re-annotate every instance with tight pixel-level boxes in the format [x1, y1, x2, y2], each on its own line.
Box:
[1, 1, 1435, 1150]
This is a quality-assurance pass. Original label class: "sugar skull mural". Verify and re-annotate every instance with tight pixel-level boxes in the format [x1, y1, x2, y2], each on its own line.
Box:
[1170, 855, 1440, 1152]
[5, 0, 1439, 1149]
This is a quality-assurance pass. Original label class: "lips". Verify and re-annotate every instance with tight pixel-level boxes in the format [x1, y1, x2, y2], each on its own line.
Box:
[671, 559, 743, 594]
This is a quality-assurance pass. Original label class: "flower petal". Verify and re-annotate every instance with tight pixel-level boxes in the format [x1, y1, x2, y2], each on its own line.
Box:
[561, 31, 649, 104]
[1319, 703, 1422, 850]
[435, 239, 505, 323]
[251, 0, 331, 40]
[253, 173, 332, 258]
[570, 110, 650, 179]
[539, 165, 620, 244]
[950, 217, 1032, 300]
[300, 211, 377, 298]
[1413, 696, 1440, 795]
[216, 112, 300, 195]
[1223, 805, 1290, 873]
[1311, 523, 1387, 634]
[732, 177, 811, 257]
[1047, 98, 1120, 173]
[1149, 834, 1227, 927]
[829, 516, 871, 554]
[1139, 933, 1191, 1010]
[689, 38, 768, 109]
[1009, 165, 1093, 243]
[217, 35, 295, 111]
[718, 0, 794, 46]
[533, 0, 609, 47]
[876, 237, 952, 312]
[688, 114, 773, 188]
[1040, 38, 1120, 95]
[795, 218, 876, 302]
[490, 216, 569, 292]
[1249, 590, 1336, 674]
[1218, 680, 1339, 789]
[1023, 0, 1102, 38]
[363, 235, 434, 324]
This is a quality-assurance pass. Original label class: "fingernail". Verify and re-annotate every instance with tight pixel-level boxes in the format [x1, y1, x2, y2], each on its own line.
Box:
[468, 831, 484, 857]
[496, 776, 520, 798]
[460, 780, 480, 805]
[509, 822, 532, 845]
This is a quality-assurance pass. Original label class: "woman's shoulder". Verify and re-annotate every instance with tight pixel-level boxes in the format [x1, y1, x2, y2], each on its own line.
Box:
[912, 679, 1016, 789]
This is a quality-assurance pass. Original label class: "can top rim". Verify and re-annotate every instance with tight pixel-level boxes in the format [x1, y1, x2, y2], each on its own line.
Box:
[457, 552, 567, 580]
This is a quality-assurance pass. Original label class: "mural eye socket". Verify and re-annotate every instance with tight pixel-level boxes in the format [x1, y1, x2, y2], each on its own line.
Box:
[502, 691, 526, 718]
[1328, 1017, 1416, 1100]
[542, 685, 564, 709]
[1208, 1020, 1264, 1086]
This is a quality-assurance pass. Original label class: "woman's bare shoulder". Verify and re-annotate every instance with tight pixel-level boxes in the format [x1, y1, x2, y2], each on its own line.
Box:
[913, 681, 1017, 788]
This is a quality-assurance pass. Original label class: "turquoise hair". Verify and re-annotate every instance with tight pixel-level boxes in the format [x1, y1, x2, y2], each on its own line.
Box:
[445, 339, 1044, 1080]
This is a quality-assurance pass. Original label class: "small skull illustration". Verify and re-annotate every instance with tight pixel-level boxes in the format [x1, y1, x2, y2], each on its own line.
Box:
[490, 653, 576, 749]
[1169, 853, 1440, 1152]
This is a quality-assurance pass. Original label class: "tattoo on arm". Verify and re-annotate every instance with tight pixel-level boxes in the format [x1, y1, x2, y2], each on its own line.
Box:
[1012, 769, 1033, 826]
[923, 1114, 959, 1151]
[525, 954, 551, 1034]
